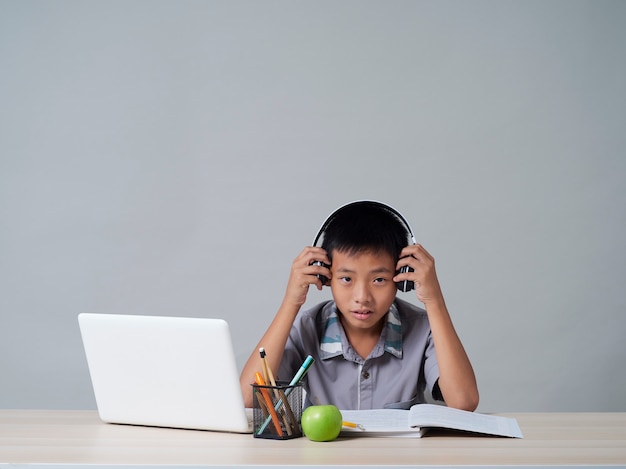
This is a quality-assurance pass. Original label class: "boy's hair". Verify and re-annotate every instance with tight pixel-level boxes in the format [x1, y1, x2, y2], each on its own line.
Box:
[320, 202, 410, 262]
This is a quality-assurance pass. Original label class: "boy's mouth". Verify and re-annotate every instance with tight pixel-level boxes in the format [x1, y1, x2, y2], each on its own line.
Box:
[351, 310, 374, 320]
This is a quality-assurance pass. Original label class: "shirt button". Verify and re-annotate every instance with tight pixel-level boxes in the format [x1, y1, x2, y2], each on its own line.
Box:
[362, 370, 370, 380]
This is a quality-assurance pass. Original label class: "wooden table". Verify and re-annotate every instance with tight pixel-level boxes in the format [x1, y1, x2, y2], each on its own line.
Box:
[1, 410, 625, 467]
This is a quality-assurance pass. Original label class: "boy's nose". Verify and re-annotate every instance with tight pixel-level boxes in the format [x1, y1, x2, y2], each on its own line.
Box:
[353, 282, 372, 304]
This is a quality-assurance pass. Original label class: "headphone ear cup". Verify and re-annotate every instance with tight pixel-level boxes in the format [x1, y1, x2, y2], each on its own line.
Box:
[312, 260, 331, 286]
[395, 265, 415, 292]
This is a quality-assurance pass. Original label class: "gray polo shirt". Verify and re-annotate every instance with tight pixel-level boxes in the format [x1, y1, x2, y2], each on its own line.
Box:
[278, 297, 441, 410]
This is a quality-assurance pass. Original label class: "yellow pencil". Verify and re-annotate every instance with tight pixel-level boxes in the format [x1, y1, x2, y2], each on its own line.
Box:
[343, 421, 365, 431]
[259, 347, 271, 386]
[260, 347, 297, 433]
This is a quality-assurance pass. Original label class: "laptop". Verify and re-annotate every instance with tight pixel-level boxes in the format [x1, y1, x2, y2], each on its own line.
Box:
[78, 313, 253, 433]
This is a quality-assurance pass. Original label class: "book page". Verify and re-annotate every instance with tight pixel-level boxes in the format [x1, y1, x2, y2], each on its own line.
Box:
[340, 409, 422, 436]
[409, 404, 523, 438]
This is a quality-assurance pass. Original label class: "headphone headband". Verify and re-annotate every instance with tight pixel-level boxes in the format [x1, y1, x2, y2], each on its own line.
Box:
[313, 200, 416, 247]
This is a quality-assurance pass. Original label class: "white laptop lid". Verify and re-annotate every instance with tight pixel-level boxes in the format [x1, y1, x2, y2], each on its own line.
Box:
[78, 313, 252, 433]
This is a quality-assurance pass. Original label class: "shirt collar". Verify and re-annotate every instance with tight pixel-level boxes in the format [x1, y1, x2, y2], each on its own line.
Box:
[319, 302, 403, 360]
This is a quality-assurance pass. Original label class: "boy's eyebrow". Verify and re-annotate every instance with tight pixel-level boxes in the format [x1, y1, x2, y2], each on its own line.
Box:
[335, 266, 394, 274]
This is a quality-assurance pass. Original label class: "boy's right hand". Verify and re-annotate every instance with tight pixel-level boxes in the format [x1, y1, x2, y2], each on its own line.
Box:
[283, 246, 331, 308]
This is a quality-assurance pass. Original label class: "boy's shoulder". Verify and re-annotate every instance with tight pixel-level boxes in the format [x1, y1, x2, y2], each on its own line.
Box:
[299, 300, 335, 323]
[290, 301, 335, 343]
[394, 297, 427, 317]
[393, 297, 431, 334]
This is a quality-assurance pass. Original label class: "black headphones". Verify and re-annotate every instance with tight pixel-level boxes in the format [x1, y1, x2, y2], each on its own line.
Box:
[312, 200, 417, 292]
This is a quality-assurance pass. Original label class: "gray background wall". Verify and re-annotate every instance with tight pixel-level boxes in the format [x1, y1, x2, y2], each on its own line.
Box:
[1, 0, 624, 412]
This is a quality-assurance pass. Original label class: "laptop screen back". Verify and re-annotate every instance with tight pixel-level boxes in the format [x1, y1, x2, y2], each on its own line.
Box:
[78, 313, 251, 433]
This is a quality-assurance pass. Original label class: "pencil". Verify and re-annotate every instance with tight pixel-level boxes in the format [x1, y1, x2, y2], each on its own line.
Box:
[260, 347, 298, 433]
[256, 364, 293, 436]
[259, 348, 275, 396]
[288, 355, 314, 388]
[259, 347, 271, 387]
[343, 421, 365, 431]
[254, 372, 284, 437]
[255, 389, 271, 418]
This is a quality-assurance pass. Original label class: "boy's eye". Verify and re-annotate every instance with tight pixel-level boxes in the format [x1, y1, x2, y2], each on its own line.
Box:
[373, 277, 386, 284]
[340, 276, 352, 284]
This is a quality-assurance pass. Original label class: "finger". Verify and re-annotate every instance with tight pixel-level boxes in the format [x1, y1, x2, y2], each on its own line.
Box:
[398, 246, 435, 269]
[305, 263, 332, 281]
[297, 246, 331, 267]
[402, 244, 433, 262]
[290, 261, 331, 290]
[396, 254, 421, 273]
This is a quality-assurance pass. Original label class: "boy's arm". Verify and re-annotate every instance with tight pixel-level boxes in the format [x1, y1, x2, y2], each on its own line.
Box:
[395, 244, 479, 411]
[424, 298, 479, 411]
[239, 246, 331, 407]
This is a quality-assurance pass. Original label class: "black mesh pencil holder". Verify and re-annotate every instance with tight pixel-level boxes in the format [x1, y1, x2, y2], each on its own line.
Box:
[252, 381, 303, 439]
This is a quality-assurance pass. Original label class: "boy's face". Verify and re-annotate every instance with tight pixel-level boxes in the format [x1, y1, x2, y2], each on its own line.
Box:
[329, 249, 397, 335]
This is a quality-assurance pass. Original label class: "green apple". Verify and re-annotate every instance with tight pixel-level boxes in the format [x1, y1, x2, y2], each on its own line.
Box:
[301, 405, 343, 442]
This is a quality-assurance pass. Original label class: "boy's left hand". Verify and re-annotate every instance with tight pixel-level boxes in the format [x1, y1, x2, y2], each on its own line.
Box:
[394, 244, 445, 306]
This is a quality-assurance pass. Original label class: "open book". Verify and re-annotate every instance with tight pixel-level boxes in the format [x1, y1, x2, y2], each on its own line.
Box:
[340, 404, 523, 438]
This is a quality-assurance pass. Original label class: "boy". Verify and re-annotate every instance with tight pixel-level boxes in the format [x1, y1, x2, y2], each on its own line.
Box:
[240, 201, 478, 411]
